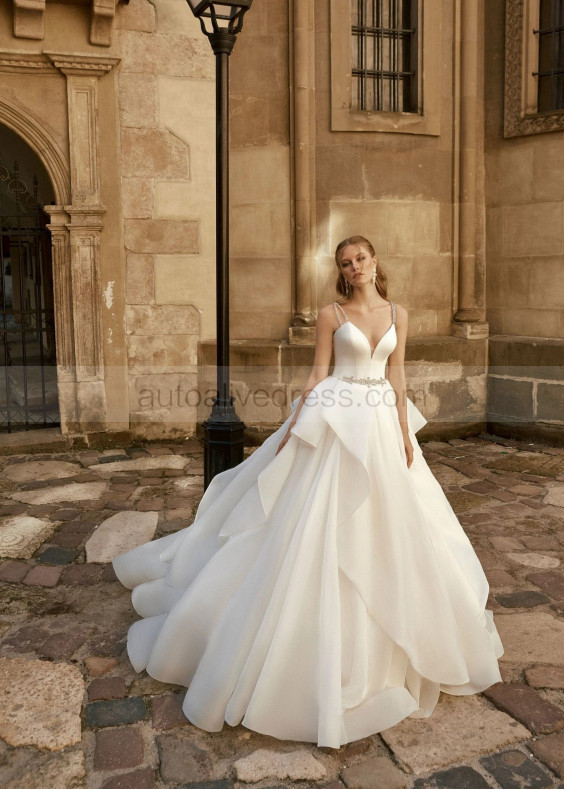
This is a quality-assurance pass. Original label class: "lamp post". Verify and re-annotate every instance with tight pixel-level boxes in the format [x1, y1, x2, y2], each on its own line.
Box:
[185, 0, 252, 489]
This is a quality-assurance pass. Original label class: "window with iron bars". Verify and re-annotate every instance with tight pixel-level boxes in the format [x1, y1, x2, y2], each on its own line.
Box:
[351, 0, 418, 113]
[534, 0, 564, 112]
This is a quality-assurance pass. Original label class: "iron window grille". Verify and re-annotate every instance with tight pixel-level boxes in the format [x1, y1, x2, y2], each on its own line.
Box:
[351, 0, 418, 113]
[533, 0, 564, 112]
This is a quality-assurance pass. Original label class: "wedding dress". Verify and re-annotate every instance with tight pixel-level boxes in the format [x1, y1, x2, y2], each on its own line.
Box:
[112, 299, 504, 749]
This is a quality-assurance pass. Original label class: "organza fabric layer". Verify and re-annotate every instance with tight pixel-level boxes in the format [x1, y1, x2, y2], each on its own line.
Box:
[113, 302, 504, 749]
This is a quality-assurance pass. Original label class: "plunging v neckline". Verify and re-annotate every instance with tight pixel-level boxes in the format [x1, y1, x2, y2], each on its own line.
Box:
[340, 320, 395, 358]
[334, 301, 395, 358]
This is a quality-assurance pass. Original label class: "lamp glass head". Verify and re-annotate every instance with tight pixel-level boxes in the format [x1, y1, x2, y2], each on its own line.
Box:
[185, 0, 252, 34]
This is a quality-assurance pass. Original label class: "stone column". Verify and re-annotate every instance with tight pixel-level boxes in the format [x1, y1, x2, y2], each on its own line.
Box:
[46, 53, 119, 431]
[451, 0, 488, 339]
[289, 0, 317, 343]
[45, 205, 79, 430]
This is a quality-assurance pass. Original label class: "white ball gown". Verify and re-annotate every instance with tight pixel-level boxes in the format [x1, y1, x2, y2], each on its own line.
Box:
[112, 299, 504, 750]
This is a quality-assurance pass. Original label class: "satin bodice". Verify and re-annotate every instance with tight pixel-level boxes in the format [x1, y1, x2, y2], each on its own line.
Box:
[332, 301, 397, 380]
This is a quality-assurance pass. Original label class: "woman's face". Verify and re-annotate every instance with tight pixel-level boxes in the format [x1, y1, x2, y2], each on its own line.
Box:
[338, 244, 375, 284]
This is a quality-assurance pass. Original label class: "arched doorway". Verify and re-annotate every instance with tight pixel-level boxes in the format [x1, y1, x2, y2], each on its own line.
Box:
[0, 125, 59, 431]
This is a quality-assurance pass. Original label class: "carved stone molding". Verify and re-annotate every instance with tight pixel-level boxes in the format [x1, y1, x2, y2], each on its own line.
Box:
[0, 51, 53, 73]
[504, 0, 564, 137]
[66, 206, 107, 382]
[0, 96, 70, 203]
[45, 52, 120, 77]
[13, 0, 45, 41]
[12, 0, 118, 47]
[91, 0, 117, 46]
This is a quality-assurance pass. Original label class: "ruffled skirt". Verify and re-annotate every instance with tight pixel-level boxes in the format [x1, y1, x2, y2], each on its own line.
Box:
[112, 375, 503, 748]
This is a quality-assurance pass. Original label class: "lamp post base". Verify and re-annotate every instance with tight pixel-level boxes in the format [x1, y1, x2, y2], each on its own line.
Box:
[202, 396, 245, 489]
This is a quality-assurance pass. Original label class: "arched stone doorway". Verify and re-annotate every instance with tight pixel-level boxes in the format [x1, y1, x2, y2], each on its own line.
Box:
[0, 125, 59, 431]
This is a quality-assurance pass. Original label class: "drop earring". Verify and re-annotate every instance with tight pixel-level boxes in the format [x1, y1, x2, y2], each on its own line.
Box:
[345, 279, 351, 296]
[372, 268, 377, 285]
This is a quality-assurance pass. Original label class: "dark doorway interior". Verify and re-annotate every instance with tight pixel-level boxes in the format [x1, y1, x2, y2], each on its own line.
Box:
[0, 125, 59, 432]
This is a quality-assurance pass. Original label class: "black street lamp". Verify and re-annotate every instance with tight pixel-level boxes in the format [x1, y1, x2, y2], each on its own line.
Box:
[185, 0, 253, 489]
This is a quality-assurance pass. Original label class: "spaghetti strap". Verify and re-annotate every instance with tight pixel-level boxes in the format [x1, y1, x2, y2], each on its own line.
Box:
[391, 301, 396, 326]
[333, 302, 348, 327]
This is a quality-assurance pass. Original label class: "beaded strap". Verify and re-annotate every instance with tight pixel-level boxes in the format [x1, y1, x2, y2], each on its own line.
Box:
[391, 301, 396, 325]
[333, 302, 348, 327]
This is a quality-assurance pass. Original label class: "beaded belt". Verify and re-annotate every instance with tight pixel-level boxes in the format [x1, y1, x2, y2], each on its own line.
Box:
[338, 375, 387, 386]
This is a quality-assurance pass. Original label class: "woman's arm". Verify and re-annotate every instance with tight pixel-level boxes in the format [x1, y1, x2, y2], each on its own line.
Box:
[276, 306, 335, 454]
[386, 304, 414, 467]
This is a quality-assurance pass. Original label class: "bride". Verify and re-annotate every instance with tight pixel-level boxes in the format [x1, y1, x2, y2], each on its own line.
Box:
[112, 235, 504, 750]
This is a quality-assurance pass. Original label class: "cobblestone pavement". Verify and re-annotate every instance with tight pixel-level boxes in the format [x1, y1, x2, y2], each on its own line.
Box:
[0, 433, 563, 789]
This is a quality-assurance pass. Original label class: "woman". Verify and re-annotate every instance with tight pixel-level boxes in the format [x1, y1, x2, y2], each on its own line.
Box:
[112, 235, 504, 750]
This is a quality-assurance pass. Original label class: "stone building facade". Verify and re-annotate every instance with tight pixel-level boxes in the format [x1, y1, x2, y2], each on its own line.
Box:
[0, 0, 562, 444]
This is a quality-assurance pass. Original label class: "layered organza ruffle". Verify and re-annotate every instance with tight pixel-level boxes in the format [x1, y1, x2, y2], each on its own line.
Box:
[112, 376, 503, 749]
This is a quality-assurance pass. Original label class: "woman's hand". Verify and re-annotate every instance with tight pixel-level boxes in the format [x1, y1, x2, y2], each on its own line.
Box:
[404, 435, 414, 468]
[276, 427, 293, 455]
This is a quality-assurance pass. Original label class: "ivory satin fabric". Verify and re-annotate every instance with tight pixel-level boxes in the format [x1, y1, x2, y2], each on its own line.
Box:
[112, 305, 504, 749]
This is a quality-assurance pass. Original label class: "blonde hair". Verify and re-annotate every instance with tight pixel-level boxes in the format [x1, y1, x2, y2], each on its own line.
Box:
[334, 235, 388, 300]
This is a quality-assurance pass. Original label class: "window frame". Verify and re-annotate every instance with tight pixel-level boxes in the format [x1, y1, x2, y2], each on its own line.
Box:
[330, 0, 441, 135]
[504, 0, 564, 137]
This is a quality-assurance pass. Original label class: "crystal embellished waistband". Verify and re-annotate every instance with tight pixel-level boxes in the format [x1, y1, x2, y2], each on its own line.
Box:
[338, 375, 387, 386]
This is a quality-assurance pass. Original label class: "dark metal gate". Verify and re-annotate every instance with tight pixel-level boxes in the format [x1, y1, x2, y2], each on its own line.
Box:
[0, 160, 58, 432]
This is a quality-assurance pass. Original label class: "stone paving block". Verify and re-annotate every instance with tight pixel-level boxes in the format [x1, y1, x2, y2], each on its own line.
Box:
[147, 446, 173, 456]
[10, 482, 108, 505]
[61, 563, 103, 585]
[529, 732, 564, 778]
[157, 731, 212, 785]
[521, 534, 562, 551]
[0, 516, 56, 560]
[86, 697, 147, 728]
[486, 569, 516, 587]
[52, 508, 82, 521]
[0, 745, 85, 789]
[3, 460, 82, 483]
[496, 591, 550, 608]
[94, 726, 144, 770]
[36, 546, 79, 565]
[101, 564, 119, 583]
[489, 536, 525, 551]
[88, 676, 126, 701]
[508, 552, 560, 569]
[0, 560, 30, 582]
[413, 765, 491, 788]
[39, 627, 92, 660]
[479, 747, 554, 788]
[90, 456, 190, 476]
[136, 498, 164, 511]
[151, 692, 188, 730]
[525, 665, 564, 689]
[0, 503, 27, 516]
[340, 754, 407, 788]
[234, 749, 327, 783]
[527, 571, 564, 601]
[23, 565, 62, 587]
[84, 656, 118, 677]
[50, 530, 85, 549]
[380, 695, 529, 774]
[494, 612, 564, 663]
[85, 510, 158, 563]
[544, 486, 564, 507]
[180, 782, 232, 789]
[484, 681, 564, 735]
[1, 623, 49, 652]
[0, 657, 83, 750]
[101, 768, 155, 788]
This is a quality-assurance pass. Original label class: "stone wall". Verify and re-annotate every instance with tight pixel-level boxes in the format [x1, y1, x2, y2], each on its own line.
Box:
[229, 0, 292, 341]
[485, 1, 564, 340]
[313, 0, 454, 338]
[116, 0, 214, 436]
[484, 0, 564, 439]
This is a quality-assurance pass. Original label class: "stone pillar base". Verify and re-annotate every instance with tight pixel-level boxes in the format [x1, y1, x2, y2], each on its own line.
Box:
[451, 320, 489, 340]
[288, 326, 316, 344]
